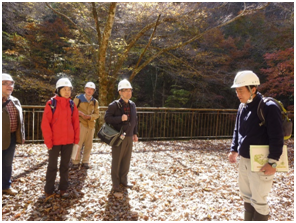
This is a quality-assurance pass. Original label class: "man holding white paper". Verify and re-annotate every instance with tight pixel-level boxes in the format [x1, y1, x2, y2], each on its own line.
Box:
[228, 71, 284, 221]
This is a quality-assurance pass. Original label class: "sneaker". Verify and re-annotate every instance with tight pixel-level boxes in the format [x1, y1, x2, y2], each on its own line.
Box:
[2, 187, 18, 196]
[82, 163, 90, 169]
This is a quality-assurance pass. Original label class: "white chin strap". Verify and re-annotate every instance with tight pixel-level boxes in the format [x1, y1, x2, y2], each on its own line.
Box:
[246, 86, 254, 104]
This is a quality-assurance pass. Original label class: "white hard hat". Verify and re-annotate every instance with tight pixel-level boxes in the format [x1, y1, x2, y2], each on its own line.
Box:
[118, 79, 132, 91]
[231, 70, 260, 88]
[2, 73, 14, 82]
[56, 78, 73, 89]
[85, 82, 96, 90]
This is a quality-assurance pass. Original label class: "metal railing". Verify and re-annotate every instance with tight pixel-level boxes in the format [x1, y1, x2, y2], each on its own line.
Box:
[22, 106, 294, 143]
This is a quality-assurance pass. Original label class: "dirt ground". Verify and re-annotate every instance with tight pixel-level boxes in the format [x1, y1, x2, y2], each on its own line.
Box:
[2, 139, 294, 221]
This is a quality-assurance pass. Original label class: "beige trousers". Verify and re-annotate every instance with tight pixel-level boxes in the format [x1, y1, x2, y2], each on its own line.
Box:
[239, 156, 275, 215]
[72, 123, 95, 164]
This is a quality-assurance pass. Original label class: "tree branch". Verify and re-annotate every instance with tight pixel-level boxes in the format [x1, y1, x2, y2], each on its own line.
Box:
[130, 14, 161, 81]
[45, 2, 92, 44]
[112, 17, 176, 78]
[132, 3, 270, 77]
[45, 2, 77, 28]
[91, 2, 102, 45]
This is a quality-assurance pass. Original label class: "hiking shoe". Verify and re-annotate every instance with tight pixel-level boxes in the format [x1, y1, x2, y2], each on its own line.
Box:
[60, 190, 71, 199]
[112, 186, 122, 192]
[121, 183, 134, 189]
[38, 192, 54, 202]
[2, 187, 18, 196]
[72, 164, 79, 170]
[82, 163, 90, 169]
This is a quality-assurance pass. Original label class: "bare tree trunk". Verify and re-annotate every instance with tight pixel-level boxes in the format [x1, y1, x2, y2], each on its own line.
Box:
[97, 3, 117, 106]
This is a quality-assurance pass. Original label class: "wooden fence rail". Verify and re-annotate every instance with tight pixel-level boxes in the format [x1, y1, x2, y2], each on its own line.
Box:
[21, 106, 294, 143]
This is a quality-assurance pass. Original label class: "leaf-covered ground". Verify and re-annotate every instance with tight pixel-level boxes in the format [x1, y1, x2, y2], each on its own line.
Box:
[2, 139, 294, 221]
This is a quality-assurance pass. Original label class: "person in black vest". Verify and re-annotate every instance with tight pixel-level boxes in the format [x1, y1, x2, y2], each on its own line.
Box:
[105, 79, 138, 192]
[228, 70, 284, 221]
[2, 73, 25, 196]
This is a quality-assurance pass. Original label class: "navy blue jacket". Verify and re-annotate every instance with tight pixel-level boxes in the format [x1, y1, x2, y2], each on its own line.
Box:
[104, 99, 138, 137]
[230, 92, 284, 160]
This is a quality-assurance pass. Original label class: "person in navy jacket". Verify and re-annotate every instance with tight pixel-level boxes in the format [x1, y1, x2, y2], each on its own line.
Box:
[228, 70, 283, 221]
[104, 79, 138, 192]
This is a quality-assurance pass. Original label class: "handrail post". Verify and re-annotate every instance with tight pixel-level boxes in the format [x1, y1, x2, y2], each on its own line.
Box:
[215, 111, 219, 137]
[190, 111, 194, 138]
[32, 108, 35, 143]
[164, 111, 166, 138]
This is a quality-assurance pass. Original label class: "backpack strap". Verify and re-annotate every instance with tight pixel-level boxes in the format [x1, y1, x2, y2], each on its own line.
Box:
[76, 99, 81, 109]
[50, 98, 74, 116]
[257, 98, 265, 126]
[115, 99, 122, 109]
[69, 99, 74, 116]
[50, 98, 57, 114]
[115, 99, 126, 115]
[257, 96, 284, 126]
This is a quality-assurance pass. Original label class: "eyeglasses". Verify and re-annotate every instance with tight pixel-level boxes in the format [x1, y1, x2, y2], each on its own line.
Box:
[2, 82, 15, 87]
[121, 89, 133, 93]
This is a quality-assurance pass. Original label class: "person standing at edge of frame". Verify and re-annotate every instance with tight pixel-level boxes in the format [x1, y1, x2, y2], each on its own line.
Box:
[41, 77, 80, 198]
[228, 70, 284, 221]
[71, 82, 100, 169]
[2, 73, 25, 196]
[104, 79, 138, 192]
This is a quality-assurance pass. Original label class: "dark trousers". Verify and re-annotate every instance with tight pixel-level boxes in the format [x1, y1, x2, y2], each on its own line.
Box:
[2, 133, 16, 190]
[111, 137, 133, 187]
[44, 144, 73, 194]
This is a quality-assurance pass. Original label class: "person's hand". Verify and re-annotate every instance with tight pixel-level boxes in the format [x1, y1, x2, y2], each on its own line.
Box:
[78, 111, 85, 117]
[228, 152, 238, 163]
[260, 163, 276, 175]
[48, 148, 52, 150]
[133, 134, 138, 142]
[122, 114, 128, 121]
[84, 115, 91, 120]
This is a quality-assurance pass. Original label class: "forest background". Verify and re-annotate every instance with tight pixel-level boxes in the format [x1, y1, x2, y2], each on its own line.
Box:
[2, 2, 294, 110]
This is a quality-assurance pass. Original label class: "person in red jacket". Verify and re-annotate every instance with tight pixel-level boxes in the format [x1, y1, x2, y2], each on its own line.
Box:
[41, 77, 80, 198]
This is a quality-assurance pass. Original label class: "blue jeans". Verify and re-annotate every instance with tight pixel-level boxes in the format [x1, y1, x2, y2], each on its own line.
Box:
[2, 132, 16, 190]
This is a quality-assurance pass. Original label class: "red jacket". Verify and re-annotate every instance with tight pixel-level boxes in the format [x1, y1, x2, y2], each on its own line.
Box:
[41, 95, 80, 149]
